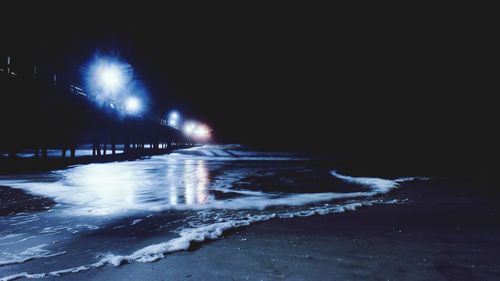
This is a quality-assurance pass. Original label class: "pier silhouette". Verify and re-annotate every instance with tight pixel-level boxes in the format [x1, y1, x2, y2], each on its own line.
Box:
[0, 55, 193, 172]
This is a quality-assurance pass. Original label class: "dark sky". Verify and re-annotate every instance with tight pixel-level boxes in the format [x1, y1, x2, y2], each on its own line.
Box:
[1, 3, 496, 161]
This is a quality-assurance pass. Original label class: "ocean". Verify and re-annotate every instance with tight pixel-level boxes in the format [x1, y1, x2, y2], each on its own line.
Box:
[0, 145, 427, 280]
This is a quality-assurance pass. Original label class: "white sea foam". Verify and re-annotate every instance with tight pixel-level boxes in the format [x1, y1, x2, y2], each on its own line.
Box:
[131, 219, 142, 225]
[9, 217, 40, 226]
[101, 196, 407, 266]
[206, 192, 372, 210]
[0, 198, 408, 281]
[0, 244, 66, 266]
[0, 272, 48, 281]
[0, 235, 37, 246]
[0, 149, 429, 280]
[0, 234, 23, 240]
[329, 171, 429, 193]
[329, 171, 400, 192]
[0, 166, 422, 217]
[394, 177, 431, 182]
[169, 145, 308, 161]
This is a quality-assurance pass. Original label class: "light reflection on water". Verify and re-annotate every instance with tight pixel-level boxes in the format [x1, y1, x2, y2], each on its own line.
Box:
[0, 146, 362, 218]
[74, 157, 210, 215]
[196, 160, 209, 204]
[2, 157, 212, 216]
[0, 146, 421, 281]
[165, 158, 210, 207]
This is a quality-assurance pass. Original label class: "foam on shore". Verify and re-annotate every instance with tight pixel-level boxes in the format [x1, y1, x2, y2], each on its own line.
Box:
[0, 143, 430, 281]
[0, 198, 397, 281]
[0, 171, 427, 281]
[0, 244, 66, 266]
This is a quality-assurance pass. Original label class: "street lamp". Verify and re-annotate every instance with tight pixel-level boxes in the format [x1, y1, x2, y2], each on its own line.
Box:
[183, 122, 196, 135]
[98, 65, 123, 93]
[169, 111, 179, 120]
[125, 97, 141, 113]
[168, 111, 180, 128]
[194, 124, 211, 140]
[87, 57, 131, 96]
[183, 122, 211, 141]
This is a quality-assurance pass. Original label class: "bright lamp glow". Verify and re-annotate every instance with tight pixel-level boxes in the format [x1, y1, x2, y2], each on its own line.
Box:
[194, 124, 211, 140]
[97, 64, 124, 93]
[183, 122, 211, 141]
[183, 122, 196, 135]
[86, 56, 132, 98]
[169, 111, 179, 120]
[99, 67, 121, 91]
[125, 97, 141, 113]
[168, 119, 178, 127]
[168, 111, 180, 128]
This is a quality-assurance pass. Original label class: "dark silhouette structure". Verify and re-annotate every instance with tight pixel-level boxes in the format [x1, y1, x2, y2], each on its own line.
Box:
[0, 55, 191, 161]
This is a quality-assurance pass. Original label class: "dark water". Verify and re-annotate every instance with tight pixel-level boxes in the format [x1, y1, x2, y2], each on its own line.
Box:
[0, 145, 425, 280]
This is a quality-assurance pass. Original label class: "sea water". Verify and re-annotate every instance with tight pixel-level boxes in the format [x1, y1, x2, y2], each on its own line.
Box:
[0, 145, 427, 280]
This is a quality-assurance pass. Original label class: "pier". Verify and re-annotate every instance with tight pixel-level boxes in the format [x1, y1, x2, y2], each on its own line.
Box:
[0, 55, 197, 172]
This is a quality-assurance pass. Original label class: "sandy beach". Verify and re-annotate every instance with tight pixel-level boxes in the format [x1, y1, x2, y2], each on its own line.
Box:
[1, 177, 496, 281]
[0, 186, 54, 216]
[1, 145, 499, 281]
[1, 3, 498, 280]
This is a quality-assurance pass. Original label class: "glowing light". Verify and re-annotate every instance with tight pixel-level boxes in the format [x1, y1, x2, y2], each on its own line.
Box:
[168, 119, 177, 127]
[183, 122, 196, 135]
[169, 111, 179, 120]
[98, 65, 123, 92]
[194, 124, 211, 140]
[125, 97, 141, 113]
[86, 56, 132, 98]
[183, 122, 211, 141]
[167, 111, 180, 128]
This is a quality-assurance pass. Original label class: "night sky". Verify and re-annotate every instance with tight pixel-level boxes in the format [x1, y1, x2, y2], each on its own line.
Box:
[1, 3, 496, 166]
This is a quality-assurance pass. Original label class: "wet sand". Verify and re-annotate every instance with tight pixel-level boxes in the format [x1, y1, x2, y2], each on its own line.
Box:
[0, 186, 54, 216]
[52, 178, 500, 281]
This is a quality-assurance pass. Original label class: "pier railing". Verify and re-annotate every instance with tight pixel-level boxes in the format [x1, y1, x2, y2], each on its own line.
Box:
[0, 55, 193, 160]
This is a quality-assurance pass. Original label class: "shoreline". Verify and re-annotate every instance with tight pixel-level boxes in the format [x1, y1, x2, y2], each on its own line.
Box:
[0, 185, 55, 216]
[35, 178, 500, 281]
[0, 154, 500, 281]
